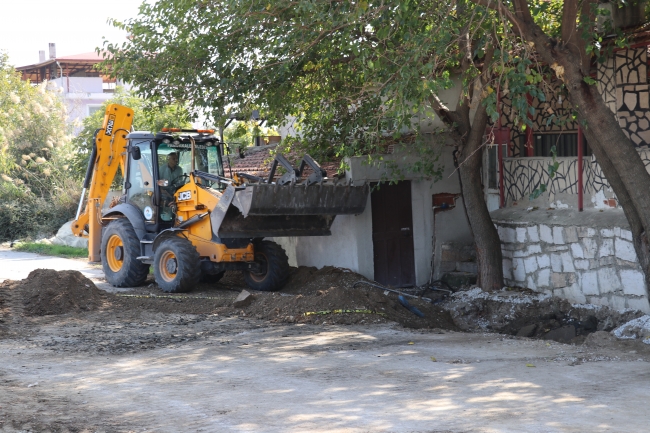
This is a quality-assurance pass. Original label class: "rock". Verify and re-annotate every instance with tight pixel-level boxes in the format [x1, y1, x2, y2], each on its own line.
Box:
[542, 325, 576, 343]
[612, 315, 650, 340]
[516, 324, 537, 337]
[51, 221, 89, 249]
[233, 290, 255, 308]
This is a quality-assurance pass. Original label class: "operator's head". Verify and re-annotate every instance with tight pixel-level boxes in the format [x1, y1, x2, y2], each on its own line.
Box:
[167, 152, 179, 169]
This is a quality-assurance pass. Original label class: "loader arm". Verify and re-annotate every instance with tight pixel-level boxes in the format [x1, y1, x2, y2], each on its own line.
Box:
[71, 104, 134, 261]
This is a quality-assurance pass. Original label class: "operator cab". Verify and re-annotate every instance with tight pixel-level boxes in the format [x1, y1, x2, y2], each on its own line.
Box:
[124, 129, 224, 231]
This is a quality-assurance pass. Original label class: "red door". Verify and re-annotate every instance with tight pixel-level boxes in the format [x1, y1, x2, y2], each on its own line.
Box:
[371, 181, 416, 287]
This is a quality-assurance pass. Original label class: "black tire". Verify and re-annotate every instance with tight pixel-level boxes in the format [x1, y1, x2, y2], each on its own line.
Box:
[244, 240, 290, 292]
[153, 236, 200, 293]
[101, 218, 149, 287]
[200, 271, 225, 284]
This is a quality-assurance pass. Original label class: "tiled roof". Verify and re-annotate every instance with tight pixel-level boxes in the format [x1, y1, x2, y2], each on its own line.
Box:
[222, 145, 341, 180]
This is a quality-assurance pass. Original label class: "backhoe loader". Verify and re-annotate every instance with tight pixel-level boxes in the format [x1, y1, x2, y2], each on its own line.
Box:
[71, 104, 368, 292]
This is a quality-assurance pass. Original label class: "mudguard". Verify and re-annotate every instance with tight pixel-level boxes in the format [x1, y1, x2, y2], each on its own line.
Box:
[103, 203, 147, 241]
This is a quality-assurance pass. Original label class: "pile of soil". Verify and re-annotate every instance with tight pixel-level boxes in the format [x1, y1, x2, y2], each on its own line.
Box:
[230, 266, 458, 329]
[443, 287, 645, 343]
[245, 286, 457, 329]
[14, 269, 108, 316]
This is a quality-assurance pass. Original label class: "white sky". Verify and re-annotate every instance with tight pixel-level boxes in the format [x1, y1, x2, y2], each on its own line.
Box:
[0, 0, 145, 67]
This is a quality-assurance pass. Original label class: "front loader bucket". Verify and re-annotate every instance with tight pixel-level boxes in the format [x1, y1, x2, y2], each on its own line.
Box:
[211, 182, 369, 238]
[234, 182, 369, 217]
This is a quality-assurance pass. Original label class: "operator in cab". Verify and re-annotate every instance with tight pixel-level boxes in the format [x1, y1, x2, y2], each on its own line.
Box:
[159, 152, 184, 201]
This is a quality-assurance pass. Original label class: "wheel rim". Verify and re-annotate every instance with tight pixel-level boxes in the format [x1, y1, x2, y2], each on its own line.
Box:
[106, 234, 124, 273]
[159, 250, 178, 282]
[249, 251, 268, 282]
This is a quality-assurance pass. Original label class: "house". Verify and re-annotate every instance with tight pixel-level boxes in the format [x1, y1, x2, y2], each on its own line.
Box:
[488, 31, 650, 313]
[15, 44, 121, 133]
[223, 132, 475, 289]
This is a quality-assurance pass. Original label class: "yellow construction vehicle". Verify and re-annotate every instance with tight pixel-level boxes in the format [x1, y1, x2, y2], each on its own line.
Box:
[71, 104, 368, 292]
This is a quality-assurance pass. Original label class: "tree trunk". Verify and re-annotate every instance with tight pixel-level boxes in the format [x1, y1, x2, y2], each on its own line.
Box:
[511, 5, 650, 297]
[456, 104, 504, 290]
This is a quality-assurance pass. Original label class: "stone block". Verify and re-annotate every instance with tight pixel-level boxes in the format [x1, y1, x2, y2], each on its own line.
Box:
[524, 256, 538, 274]
[589, 259, 600, 269]
[547, 245, 569, 252]
[551, 272, 574, 288]
[587, 296, 608, 307]
[513, 249, 528, 258]
[599, 256, 616, 266]
[439, 261, 457, 273]
[526, 244, 542, 255]
[614, 227, 621, 237]
[516, 227, 527, 243]
[620, 229, 633, 241]
[540, 225, 553, 243]
[499, 226, 516, 243]
[527, 276, 537, 291]
[599, 238, 614, 257]
[581, 238, 597, 259]
[502, 259, 513, 280]
[564, 226, 579, 243]
[537, 255, 550, 269]
[617, 259, 638, 268]
[563, 284, 587, 304]
[574, 259, 590, 270]
[513, 258, 526, 282]
[537, 269, 551, 287]
[233, 290, 256, 308]
[615, 238, 638, 262]
[627, 298, 650, 313]
[620, 269, 646, 296]
[610, 295, 627, 312]
[551, 254, 563, 272]
[527, 226, 540, 242]
[581, 271, 599, 295]
[553, 226, 565, 245]
[578, 227, 596, 238]
[598, 267, 621, 293]
[600, 228, 614, 238]
[570, 243, 584, 259]
[501, 249, 513, 259]
[561, 252, 575, 272]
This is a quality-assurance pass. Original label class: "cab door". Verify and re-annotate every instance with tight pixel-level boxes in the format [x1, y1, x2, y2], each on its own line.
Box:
[125, 141, 156, 223]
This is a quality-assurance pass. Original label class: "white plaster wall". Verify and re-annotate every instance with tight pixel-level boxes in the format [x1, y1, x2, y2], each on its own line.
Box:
[272, 194, 374, 279]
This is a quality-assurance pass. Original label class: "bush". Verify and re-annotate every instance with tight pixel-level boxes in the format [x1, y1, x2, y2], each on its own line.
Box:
[0, 182, 79, 242]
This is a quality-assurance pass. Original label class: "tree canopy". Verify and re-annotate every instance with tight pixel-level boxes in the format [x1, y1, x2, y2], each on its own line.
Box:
[104, 1, 548, 174]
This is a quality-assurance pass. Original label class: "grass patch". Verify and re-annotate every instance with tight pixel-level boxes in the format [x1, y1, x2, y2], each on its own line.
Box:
[15, 242, 88, 258]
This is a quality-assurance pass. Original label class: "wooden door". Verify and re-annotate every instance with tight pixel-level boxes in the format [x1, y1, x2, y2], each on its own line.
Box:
[371, 181, 416, 287]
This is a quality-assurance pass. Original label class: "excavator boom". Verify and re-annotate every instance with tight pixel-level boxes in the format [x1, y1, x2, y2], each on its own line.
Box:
[71, 104, 134, 261]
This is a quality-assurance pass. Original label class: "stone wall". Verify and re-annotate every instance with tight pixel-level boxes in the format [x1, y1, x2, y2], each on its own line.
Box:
[495, 218, 650, 313]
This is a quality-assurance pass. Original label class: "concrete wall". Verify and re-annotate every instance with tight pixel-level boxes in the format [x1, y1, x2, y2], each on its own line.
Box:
[492, 207, 650, 313]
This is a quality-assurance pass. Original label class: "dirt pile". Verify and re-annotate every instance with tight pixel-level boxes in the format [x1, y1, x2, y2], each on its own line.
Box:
[9, 269, 108, 316]
[443, 287, 645, 343]
[228, 266, 458, 329]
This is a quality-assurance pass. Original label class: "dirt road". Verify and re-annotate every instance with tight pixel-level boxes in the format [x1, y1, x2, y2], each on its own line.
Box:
[1, 249, 649, 432]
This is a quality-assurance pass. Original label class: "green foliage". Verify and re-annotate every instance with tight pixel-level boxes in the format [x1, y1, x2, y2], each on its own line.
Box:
[0, 53, 80, 241]
[14, 242, 88, 258]
[70, 88, 192, 179]
[0, 52, 74, 199]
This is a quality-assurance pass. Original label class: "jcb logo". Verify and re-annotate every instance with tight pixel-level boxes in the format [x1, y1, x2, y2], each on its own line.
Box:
[105, 115, 116, 136]
[178, 191, 192, 201]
